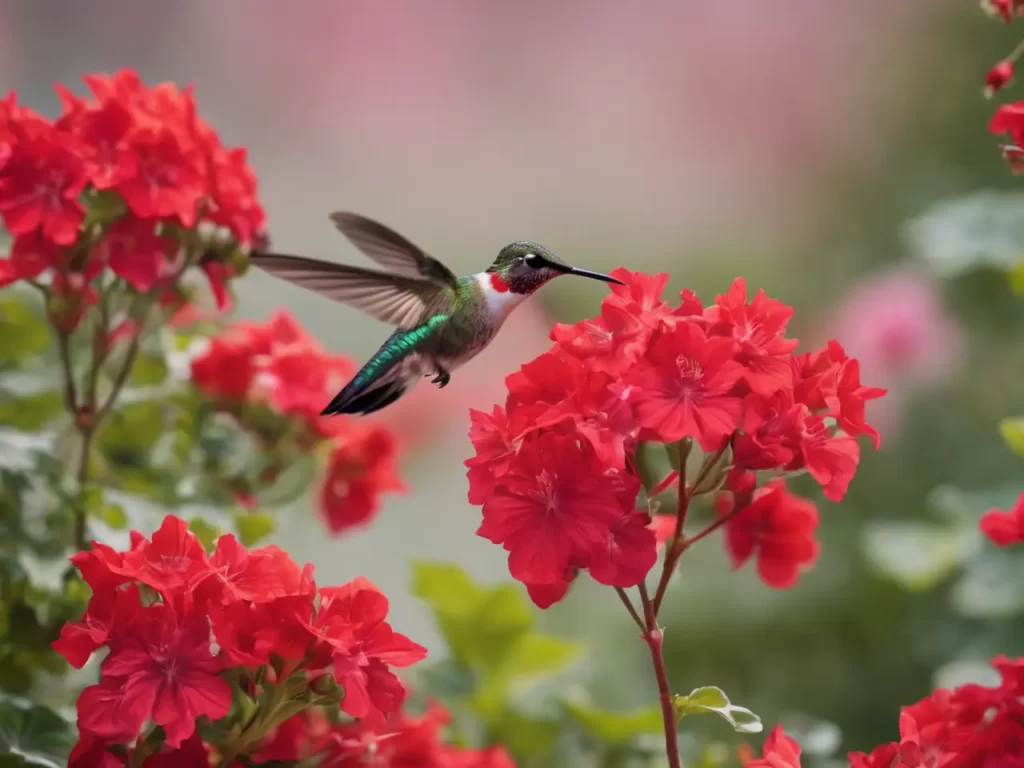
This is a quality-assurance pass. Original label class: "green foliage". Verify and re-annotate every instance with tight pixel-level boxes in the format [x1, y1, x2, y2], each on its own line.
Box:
[188, 517, 222, 552]
[673, 687, 762, 735]
[0, 392, 63, 433]
[861, 520, 970, 591]
[411, 561, 583, 761]
[0, 297, 51, 369]
[0, 696, 75, 767]
[563, 699, 664, 746]
[999, 417, 1024, 459]
[233, 510, 276, 547]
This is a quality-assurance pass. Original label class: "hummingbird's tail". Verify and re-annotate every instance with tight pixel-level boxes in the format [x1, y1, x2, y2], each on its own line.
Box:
[322, 375, 410, 416]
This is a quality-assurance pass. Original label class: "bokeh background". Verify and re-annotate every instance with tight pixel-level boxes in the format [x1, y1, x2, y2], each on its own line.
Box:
[6, 0, 1024, 760]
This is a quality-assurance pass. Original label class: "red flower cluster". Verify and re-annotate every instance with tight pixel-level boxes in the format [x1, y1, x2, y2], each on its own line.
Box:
[748, 656, 1024, 768]
[717, 481, 820, 589]
[983, 4, 1024, 171]
[466, 270, 883, 606]
[256, 699, 516, 767]
[0, 69, 264, 317]
[190, 311, 404, 534]
[980, 489, 1024, 547]
[54, 515, 426, 763]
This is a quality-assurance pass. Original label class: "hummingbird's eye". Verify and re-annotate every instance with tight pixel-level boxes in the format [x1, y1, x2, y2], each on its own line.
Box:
[524, 253, 545, 269]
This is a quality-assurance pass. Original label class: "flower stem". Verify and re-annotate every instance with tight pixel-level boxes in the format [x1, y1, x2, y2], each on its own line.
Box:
[615, 586, 645, 632]
[652, 460, 688, 617]
[638, 581, 681, 768]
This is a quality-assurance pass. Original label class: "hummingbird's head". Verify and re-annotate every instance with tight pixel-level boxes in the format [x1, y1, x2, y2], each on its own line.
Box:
[487, 242, 624, 294]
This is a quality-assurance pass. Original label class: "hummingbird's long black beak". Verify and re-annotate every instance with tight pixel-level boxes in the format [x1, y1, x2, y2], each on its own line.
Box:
[558, 265, 625, 285]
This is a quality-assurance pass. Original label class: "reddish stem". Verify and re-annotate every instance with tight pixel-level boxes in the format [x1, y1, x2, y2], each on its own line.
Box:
[638, 582, 680, 768]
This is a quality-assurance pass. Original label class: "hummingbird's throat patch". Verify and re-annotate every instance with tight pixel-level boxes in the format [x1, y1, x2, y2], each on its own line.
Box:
[489, 272, 510, 293]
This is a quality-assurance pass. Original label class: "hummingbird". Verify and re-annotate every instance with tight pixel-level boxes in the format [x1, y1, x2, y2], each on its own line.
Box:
[251, 212, 624, 416]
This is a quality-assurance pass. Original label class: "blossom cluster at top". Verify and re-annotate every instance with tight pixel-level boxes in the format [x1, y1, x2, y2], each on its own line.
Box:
[747, 654, 1024, 768]
[465, 269, 885, 607]
[255, 700, 515, 767]
[53, 514, 426, 765]
[190, 310, 404, 534]
[982, 1, 1024, 173]
[0, 68, 265, 321]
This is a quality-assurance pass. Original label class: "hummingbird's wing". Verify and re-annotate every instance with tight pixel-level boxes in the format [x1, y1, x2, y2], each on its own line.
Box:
[252, 253, 456, 329]
[328, 212, 459, 288]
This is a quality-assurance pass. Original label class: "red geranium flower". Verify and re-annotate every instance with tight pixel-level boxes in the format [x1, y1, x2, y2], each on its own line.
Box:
[77, 603, 230, 748]
[746, 724, 802, 768]
[704, 276, 798, 397]
[0, 115, 87, 244]
[477, 431, 637, 588]
[304, 577, 427, 724]
[320, 424, 404, 534]
[979, 490, 1024, 547]
[625, 320, 744, 450]
[719, 482, 819, 589]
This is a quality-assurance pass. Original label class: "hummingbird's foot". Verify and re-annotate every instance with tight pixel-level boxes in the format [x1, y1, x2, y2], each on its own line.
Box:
[431, 368, 451, 389]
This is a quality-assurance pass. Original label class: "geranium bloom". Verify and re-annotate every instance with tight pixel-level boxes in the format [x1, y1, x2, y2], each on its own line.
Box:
[303, 577, 427, 724]
[704, 277, 798, 397]
[77, 605, 231, 748]
[255, 700, 516, 767]
[55, 515, 427, 758]
[320, 424, 405, 534]
[477, 431, 646, 588]
[624, 321, 744, 450]
[189, 311, 403, 535]
[979, 490, 1024, 547]
[719, 482, 820, 589]
[746, 724, 802, 768]
[467, 269, 884, 605]
[0, 69, 265, 314]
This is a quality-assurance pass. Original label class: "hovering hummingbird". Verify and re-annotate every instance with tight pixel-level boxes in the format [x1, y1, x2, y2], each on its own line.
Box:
[252, 212, 624, 416]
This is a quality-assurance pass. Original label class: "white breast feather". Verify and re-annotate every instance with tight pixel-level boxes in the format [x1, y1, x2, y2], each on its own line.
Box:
[474, 272, 528, 320]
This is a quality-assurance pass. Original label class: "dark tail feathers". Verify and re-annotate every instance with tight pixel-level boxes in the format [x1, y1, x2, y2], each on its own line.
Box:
[322, 377, 408, 416]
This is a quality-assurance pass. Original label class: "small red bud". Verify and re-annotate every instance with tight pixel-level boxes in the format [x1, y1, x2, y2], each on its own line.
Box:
[986, 61, 1015, 97]
[984, 0, 1016, 24]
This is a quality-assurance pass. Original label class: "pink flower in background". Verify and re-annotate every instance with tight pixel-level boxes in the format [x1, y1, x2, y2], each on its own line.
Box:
[824, 267, 964, 438]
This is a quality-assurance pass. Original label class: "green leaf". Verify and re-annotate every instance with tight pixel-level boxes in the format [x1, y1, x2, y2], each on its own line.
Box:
[189, 517, 222, 552]
[999, 417, 1024, 460]
[674, 686, 762, 734]
[127, 351, 169, 387]
[0, 696, 75, 767]
[950, 551, 1024, 619]
[1010, 258, 1024, 296]
[0, 391, 63, 431]
[490, 634, 583, 684]
[563, 700, 664, 746]
[904, 191, 1024, 278]
[99, 502, 127, 529]
[860, 520, 970, 592]
[0, 298, 51, 367]
[234, 511, 275, 547]
[411, 561, 533, 674]
[411, 561, 484, 616]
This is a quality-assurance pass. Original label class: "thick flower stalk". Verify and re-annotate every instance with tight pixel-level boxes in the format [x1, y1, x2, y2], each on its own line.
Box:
[466, 269, 886, 767]
[189, 310, 404, 534]
[53, 514, 427, 766]
[0, 69, 264, 550]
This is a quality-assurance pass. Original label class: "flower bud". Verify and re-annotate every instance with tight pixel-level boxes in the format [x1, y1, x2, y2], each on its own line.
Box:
[983, 0, 1017, 24]
[986, 60, 1015, 97]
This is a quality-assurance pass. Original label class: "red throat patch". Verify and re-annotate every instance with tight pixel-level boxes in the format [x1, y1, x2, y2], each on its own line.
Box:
[489, 272, 510, 293]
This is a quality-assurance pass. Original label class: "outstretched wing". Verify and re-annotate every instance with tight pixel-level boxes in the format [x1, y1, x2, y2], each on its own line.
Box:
[329, 211, 459, 288]
[252, 253, 455, 329]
